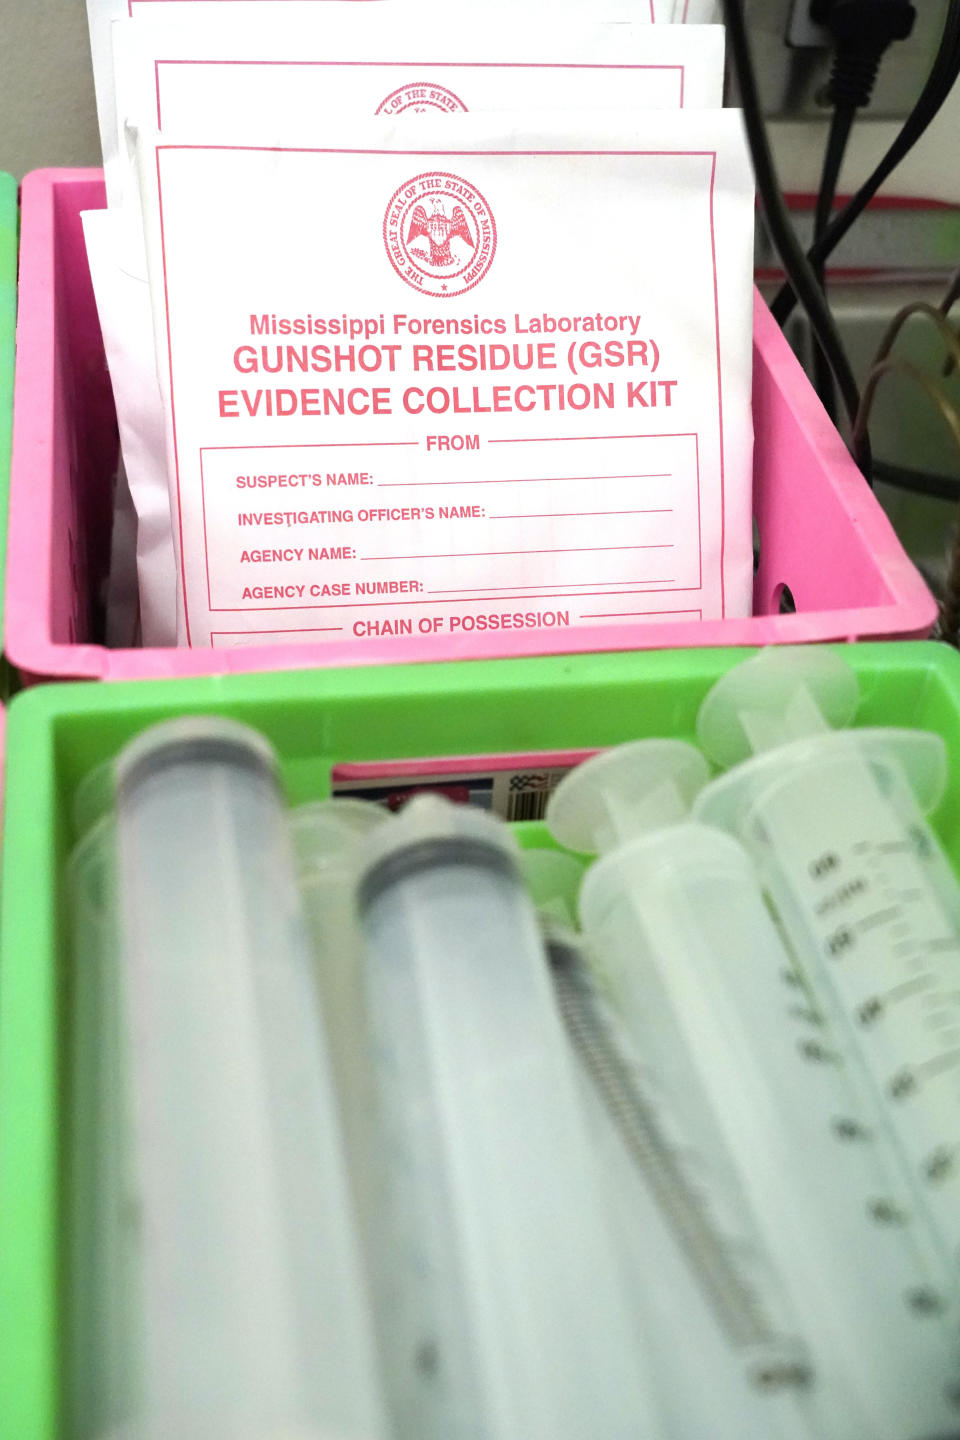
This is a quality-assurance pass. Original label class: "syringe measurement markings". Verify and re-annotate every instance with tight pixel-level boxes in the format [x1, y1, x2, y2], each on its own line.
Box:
[856, 976, 936, 1025]
[802, 838, 960, 1290]
[856, 905, 905, 935]
[893, 940, 926, 959]
[788, 1004, 825, 1027]
[916, 1048, 960, 1081]
[549, 952, 799, 1360]
[924, 987, 960, 1006]
[887, 974, 936, 1003]
[878, 988, 937, 1033]
[814, 875, 870, 916]
[783, 960, 960, 1324]
[749, 775, 960, 1398]
[785, 952, 960, 1371]
[921, 1145, 958, 1186]
[866, 1197, 910, 1227]
[925, 937, 960, 955]
[924, 1008, 959, 1031]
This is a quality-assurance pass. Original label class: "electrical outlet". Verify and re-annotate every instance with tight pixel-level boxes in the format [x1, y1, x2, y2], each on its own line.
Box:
[786, 0, 831, 49]
[740, 0, 950, 120]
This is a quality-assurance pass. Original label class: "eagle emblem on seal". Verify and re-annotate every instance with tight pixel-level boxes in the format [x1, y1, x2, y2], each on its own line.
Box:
[406, 197, 475, 268]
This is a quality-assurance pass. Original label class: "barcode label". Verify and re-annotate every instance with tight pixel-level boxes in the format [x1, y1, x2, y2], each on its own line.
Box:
[333, 751, 596, 821]
[506, 775, 554, 822]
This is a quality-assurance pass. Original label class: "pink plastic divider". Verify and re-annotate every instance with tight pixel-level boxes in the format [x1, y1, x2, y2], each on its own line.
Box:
[7, 169, 936, 683]
[0, 703, 6, 842]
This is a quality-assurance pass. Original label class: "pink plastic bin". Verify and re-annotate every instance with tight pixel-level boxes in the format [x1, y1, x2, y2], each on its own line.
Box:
[7, 168, 936, 683]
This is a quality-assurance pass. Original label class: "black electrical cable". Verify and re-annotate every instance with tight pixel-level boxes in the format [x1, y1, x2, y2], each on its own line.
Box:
[811, 105, 856, 414]
[942, 268, 960, 316]
[722, 0, 872, 477]
[772, 0, 960, 326]
[873, 457, 960, 500]
[814, 108, 856, 266]
[808, 1, 916, 412]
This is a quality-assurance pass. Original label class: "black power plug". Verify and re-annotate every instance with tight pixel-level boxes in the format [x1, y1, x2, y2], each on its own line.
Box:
[810, 0, 916, 106]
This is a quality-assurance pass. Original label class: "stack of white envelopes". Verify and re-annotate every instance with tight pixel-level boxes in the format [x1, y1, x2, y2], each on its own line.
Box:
[84, 0, 753, 654]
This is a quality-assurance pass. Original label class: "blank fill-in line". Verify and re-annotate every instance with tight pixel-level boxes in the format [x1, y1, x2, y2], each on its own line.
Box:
[214, 626, 345, 635]
[581, 608, 701, 619]
[360, 543, 674, 561]
[489, 508, 672, 520]
[489, 433, 691, 445]
[425, 586, 683, 604]
[204, 440, 419, 452]
[428, 579, 675, 593]
[377, 472, 671, 488]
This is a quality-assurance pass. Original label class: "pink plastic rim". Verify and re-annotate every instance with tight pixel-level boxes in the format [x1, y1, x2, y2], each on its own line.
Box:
[6, 170, 936, 683]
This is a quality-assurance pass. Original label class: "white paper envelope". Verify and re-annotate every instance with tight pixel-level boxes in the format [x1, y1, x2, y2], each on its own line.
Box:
[82, 209, 180, 644]
[137, 109, 754, 651]
[97, 7, 727, 644]
[89, 0, 678, 188]
[675, 0, 722, 19]
[111, 12, 724, 206]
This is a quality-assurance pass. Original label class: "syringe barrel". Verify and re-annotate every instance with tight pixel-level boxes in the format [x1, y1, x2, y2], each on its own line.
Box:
[111, 720, 386, 1440]
[580, 826, 809, 1342]
[579, 822, 936, 1435]
[291, 800, 390, 1245]
[356, 805, 659, 1440]
[67, 819, 138, 1440]
[694, 733, 960, 1285]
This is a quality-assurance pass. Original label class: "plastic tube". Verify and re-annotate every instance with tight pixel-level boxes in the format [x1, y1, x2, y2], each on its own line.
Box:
[110, 718, 389, 1440]
[546, 736, 960, 1437]
[691, 650, 960, 1435]
[291, 796, 392, 1236]
[66, 818, 138, 1440]
[694, 649, 960, 1285]
[354, 794, 660, 1440]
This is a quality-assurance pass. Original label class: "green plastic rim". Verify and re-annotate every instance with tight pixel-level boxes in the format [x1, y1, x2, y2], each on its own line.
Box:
[2, 641, 960, 1437]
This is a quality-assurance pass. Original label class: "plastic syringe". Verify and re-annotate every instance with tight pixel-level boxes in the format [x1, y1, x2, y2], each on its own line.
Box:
[291, 797, 392, 1237]
[694, 649, 960, 1299]
[547, 738, 960, 1438]
[111, 718, 389, 1440]
[521, 845, 824, 1440]
[353, 794, 662, 1440]
[66, 818, 139, 1440]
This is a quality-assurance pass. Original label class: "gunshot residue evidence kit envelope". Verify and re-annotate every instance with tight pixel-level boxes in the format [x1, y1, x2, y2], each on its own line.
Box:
[82, 0, 752, 651]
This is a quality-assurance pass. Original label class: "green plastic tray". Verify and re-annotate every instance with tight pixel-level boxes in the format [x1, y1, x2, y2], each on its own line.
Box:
[4, 641, 960, 1436]
[0, 174, 16, 663]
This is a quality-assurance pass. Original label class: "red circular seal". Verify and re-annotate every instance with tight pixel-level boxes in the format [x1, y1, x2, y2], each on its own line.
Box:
[375, 83, 468, 117]
[383, 172, 497, 299]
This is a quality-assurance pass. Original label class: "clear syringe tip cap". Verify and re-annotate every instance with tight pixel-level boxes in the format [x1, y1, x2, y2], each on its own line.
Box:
[545, 739, 710, 856]
[693, 649, 949, 836]
[518, 848, 588, 929]
[696, 648, 860, 771]
[292, 796, 393, 885]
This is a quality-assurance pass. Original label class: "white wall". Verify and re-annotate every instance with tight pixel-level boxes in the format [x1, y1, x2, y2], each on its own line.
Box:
[0, 0, 101, 179]
[0, 3, 957, 205]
